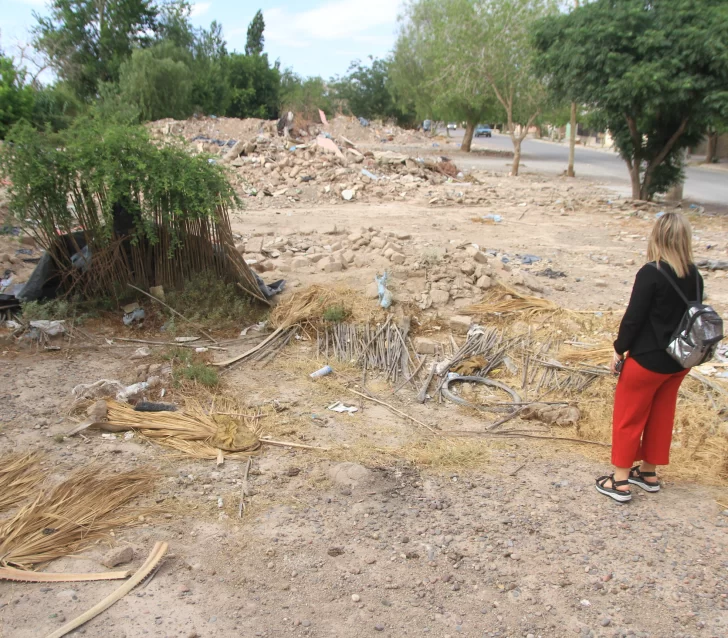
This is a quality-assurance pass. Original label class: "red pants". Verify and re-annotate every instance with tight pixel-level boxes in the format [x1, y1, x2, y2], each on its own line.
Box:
[611, 358, 689, 468]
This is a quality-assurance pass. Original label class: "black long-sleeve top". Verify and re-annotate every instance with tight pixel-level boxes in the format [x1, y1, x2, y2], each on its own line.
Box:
[614, 261, 704, 374]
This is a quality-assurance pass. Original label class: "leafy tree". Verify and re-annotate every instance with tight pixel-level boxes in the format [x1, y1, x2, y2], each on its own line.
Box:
[226, 53, 279, 119]
[33, 0, 159, 100]
[118, 43, 193, 120]
[333, 57, 415, 125]
[393, 0, 555, 169]
[31, 82, 84, 131]
[0, 54, 35, 139]
[279, 71, 333, 120]
[245, 10, 265, 57]
[533, 0, 728, 200]
[190, 21, 229, 115]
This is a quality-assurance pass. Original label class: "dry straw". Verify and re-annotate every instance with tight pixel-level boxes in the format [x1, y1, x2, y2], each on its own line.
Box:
[0, 468, 156, 569]
[465, 284, 561, 317]
[0, 453, 44, 512]
[102, 400, 261, 457]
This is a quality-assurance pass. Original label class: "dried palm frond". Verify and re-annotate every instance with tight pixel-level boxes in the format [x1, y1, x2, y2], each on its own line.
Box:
[153, 438, 258, 460]
[101, 400, 261, 455]
[559, 346, 613, 366]
[464, 284, 561, 317]
[0, 453, 44, 512]
[0, 468, 156, 569]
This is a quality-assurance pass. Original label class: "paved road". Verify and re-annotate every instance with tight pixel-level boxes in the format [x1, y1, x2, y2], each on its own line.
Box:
[442, 129, 727, 206]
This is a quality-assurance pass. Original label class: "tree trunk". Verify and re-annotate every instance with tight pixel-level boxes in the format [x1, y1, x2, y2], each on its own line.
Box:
[567, 101, 576, 177]
[706, 131, 718, 163]
[461, 120, 476, 152]
[629, 162, 641, 200]
[511, 137, 523, 176]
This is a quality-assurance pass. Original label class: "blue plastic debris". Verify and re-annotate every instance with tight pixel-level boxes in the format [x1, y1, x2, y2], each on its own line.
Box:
[655, 211, 666, 219]
[361, 168, 379, 181]
[482, 214, 502, 223]
[376, 272, 393, 309]
[520, 254, 541, 265]
[358, 117, 370, 127]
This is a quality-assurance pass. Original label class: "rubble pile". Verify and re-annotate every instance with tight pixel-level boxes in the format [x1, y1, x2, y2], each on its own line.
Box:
[238, 225, 553, 310]
[148, 116, 484, 208]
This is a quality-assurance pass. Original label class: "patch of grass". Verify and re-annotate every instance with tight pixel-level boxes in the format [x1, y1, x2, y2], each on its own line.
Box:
[175, 362, 219, 388]
[20, 299, 72, 321]
[163, 347, 193, 364]
[53, 434, 65, 443]
[165, 272, 258, 330]
[322, 303, 348, 323]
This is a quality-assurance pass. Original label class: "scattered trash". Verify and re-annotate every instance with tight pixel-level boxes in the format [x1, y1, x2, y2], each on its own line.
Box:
[358, 117, 370, 127]
[70, 245, 91, 271]
[29, 320, 66, 337]
[240, 321, 267, 336]
[520, 254, 541, 265]
[134, 402, 177, 412]
[310, 365, 333, 379]
[481, 214, 502, 223]
[327, 401, 358, 414]
[195, 347, 209, 353]
[376, 272, 393, 309]
[655, 211, 666, 218]
[341, 189, 355, 201]
[361, 168, 379, 181]
[175, 336, 200, 343]
[116, 382, 149, 403]
[535, 267, 567, 279]
[319, 109, 328, 126]
[130, 347, 152, 359]
[122, 303, 145, 326]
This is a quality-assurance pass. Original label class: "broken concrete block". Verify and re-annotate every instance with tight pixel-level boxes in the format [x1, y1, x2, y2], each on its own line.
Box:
[414, 337, 439, 355]
[86, 400, 108, 422]
[476, 275, 492, 290]
[342, 250, 356, 264]
[430, 289, 450, 306]
[365, 282, 379, 299]
[291, 257, 309, 269]
[370, 237, 386, 249]
[460, 262, 476, 276]
[390, 252, 406, 265]
[449, 315, 472, 335]
[328, 462, 370, 488]
[323, 261, 344, 273]
[473, 251, 488, 264]
[101, 545, 134, 569]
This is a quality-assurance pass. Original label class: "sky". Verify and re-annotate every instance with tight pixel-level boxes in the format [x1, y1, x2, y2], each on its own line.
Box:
[1, 0, 406, 80]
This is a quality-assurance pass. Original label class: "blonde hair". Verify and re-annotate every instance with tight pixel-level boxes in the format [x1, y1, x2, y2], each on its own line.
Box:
[647, 212, 694, 278]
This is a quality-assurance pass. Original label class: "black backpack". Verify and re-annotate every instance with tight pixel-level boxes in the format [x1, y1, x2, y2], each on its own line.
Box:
[651, 264, 724, 368]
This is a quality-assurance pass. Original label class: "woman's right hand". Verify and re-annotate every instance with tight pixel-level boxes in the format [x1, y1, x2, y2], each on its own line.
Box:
[610, 351, 624, 375]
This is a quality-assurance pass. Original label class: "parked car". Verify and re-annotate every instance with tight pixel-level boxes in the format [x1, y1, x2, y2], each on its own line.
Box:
[447, 122, 457, 130]
[474, 125, 492, 138]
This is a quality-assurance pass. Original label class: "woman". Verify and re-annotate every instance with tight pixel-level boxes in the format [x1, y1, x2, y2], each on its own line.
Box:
[596, 212, 703, 503]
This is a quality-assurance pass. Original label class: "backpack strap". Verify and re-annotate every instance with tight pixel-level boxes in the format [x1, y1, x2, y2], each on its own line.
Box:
[649, 262, 694, 304]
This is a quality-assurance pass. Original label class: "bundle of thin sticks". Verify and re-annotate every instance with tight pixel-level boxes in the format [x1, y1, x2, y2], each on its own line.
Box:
[316, 318, 419, 384]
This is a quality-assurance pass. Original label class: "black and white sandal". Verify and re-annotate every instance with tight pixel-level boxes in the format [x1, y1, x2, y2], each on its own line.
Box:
[628, 466, 661, 493]
[595, 474, 632, 503]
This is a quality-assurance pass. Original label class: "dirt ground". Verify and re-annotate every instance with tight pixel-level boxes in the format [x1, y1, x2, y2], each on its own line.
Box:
[1, 134, 728, 638]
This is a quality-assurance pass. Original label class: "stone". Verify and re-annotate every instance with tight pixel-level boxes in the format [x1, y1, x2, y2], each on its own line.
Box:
[56, 589, 78, 601]
[449, 315, 472, 335]
[86, 400, 108, 422]
[414, 337, 439, 355]
[342, 250, 356, 264]
[464, 246, 480, 258]
[470, 251, 487, 265]
[324, 261, 344, 273]
[328, 462, 370, 487]
[246, 237, 264, 254]
[131, 347, 152, 360]
[365, 282, 380, 299]
[351, 594, 361, 602]
[476, 275, 492, 290]
[370, 237, 387, 249]
[348, 232, 363, 243]
[460, 263, 476, 276]
[291, 257, 309, 269]
[390, 252, 406, 265]
[149, 285, 165, 302]
[430, 289, 450, 306]
[383, 248, 395, 258]
[307, 253, 325, 264]
[396, 232, 411, 240]
[101, 546, 134, 568]
[595, 279, 608, 288]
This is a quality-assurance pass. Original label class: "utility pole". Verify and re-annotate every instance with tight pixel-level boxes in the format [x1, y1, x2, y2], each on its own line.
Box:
[567, 0, 579, 178]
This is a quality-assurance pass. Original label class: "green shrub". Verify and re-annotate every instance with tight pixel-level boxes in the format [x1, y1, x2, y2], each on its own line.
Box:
[166, 272, 256, 329]
[21, 299, 72, 321]
[322, 304, 348, 323]
[174, 362, 219, 387]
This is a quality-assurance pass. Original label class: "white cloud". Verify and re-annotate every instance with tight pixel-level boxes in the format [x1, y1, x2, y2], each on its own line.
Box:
[263, 0, 401, 48]
[190, 2, 211, 18]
